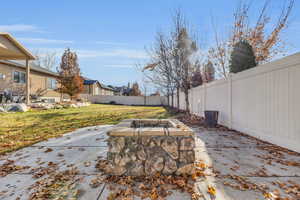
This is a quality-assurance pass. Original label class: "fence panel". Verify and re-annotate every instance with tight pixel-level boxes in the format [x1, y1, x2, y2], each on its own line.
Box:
[206, 79, 229, 126]
[88, 95, 167, 106]
[175, 52, 300, 152]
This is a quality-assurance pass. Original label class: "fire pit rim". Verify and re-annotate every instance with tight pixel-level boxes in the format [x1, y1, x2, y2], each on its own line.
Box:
[108, 119, 194, 137]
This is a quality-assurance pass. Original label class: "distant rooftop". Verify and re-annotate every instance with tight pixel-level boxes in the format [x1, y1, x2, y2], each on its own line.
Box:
[83, 79, 98, 85]
[82, 77, 115, 91]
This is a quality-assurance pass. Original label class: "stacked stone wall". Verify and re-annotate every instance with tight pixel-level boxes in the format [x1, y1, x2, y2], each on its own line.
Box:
[106, 135, 195, 176]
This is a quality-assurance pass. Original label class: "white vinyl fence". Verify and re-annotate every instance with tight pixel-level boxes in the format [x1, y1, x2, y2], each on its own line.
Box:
[87, 95, 167, 106]
[174, 52, 300, 153]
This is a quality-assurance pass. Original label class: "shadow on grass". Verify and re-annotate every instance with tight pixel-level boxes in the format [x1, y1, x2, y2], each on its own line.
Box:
[36, 111, 82, 120]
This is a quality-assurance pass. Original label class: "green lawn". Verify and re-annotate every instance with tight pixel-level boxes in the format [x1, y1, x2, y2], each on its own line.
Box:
[0, 104, 171, 154]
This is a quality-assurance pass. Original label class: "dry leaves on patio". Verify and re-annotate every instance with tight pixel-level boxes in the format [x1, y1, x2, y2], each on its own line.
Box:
[271, 180, 300, 199]
[94, 159, 204, 200]
[28, 167, 80, 200]
[221, 174, 300, 199]
[30, 161, 59, 179]
[0, 159, 30, 177]
[176, 113, 205, 127]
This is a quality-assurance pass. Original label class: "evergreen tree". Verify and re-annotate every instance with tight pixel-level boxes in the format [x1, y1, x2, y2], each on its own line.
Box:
[203, 61, 215, 83]
[191, 65, 203, 87]
[229, 40, 257, 73]
[129, 82, 142, 96]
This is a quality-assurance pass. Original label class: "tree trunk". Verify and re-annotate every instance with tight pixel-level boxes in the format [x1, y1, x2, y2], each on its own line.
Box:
[184, 89, 190, 113]
[176, 87, 180, 110]
[171, 91, 174, 108]
[60, 92, 63, 103]
[167, 94, 170, 107]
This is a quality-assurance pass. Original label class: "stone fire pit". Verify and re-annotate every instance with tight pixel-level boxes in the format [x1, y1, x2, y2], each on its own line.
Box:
[105, 119, 195, 176]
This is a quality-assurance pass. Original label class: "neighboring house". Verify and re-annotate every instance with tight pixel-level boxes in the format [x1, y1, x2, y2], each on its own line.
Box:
[82, 78, 114, 96]
[0, 60, 61, 102]
[150, 91, 160, 96]
[101, 84, 115, 96]
[113, 86, 132, 96]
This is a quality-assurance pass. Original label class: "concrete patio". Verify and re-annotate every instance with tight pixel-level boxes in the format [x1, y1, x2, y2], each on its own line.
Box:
[0, 125, 299, 200]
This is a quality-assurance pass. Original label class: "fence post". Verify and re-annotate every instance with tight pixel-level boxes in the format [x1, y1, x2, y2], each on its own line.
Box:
[197, 88, 201, 116]
[190, 89, 193, 114]
[228, 73, 233, 129]
[203, 83, 207, 116]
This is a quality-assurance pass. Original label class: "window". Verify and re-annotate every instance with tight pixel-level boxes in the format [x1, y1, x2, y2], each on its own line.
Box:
[20, 72, 26, 83]
[47, 78, 57, 89]
[13, 71, 26, 83]
[0, 73, 5, 80]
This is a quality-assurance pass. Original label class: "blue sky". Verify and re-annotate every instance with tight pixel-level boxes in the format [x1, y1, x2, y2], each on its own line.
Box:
[0, 0, 299, 91]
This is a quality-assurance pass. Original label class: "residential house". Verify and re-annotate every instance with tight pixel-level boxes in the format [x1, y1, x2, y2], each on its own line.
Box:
[113, 86, 132, 96]
[101, 85, 115, 96]
[0, 33, 115, 103]
[0, 32, 35, 104]
[82, 78, 114, 96]
[150, 91, 160, 96]
[0, 60, 62, 102]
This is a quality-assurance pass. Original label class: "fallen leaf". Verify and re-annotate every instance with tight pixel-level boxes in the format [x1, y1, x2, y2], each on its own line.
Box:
[44, 148, 53, 153]
[207, 185, 216, 196]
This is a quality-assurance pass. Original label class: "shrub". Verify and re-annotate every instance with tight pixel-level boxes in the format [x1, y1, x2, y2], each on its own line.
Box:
[109, 101, 116, 105]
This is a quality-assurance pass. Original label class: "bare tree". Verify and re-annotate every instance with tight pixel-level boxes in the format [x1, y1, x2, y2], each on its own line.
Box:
[231, 0, 294, 63]
[174, 27, 198, 113]
[208, 32, 229, 78]
[171, 10, 201, 112]
[208, 0, 295, 78]
[144, 9, 200, 112]
[143, 31, 177, 107]
[33, 50, 58, 70]
[171, 10, 185, 109]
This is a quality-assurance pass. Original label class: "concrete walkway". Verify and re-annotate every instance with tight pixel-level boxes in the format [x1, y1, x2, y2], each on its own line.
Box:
[0, 125, 299, 200]
[193, 126, 300, 200]
[0, 125, 112, 200]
